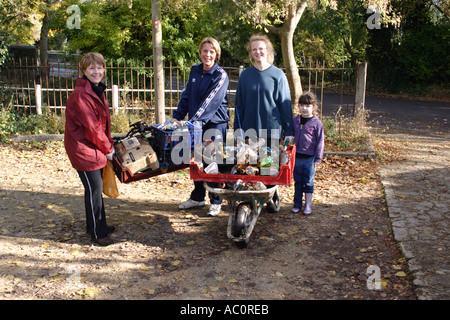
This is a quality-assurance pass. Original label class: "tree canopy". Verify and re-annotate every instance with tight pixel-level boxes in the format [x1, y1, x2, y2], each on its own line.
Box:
[0, 0, 448, 95]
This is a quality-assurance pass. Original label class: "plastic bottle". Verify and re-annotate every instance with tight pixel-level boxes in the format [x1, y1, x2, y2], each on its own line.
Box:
[254, 181, 267, 190]
[233, 179, 244, 190]
[204, 162, 218, 174]
[250, 138, 265, 151]
[236, 143, 248, 164]
[280, 151, 289, 165]
[260, 155, 273, 167]
[236, 143, 258, 165]
[245, 166, 257, 175]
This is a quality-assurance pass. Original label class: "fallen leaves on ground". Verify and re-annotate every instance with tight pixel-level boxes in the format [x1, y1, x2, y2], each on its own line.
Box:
[0, 139, 415, 300]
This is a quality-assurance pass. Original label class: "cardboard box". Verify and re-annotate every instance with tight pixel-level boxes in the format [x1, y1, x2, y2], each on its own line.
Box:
[115, 137, 159, 174]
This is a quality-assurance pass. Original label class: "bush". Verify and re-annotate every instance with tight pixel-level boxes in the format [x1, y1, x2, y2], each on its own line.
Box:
[0, 86, 16, 142]
[0, 106, 65, 143]
[0, 106, 16, 143]
[0, 104, 148, 143]
[322, 111, 372, 153]
[323, 118, 337, 139]
[110, 110, 141, 133]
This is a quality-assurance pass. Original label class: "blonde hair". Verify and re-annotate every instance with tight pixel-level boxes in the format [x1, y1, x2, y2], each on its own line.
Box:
[80, 52, 106, 73]
[246, 34, 275, 65]
[199, 37, 221, 62]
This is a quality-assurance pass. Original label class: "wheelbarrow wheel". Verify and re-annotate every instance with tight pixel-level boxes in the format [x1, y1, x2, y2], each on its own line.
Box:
[266, 189, 281, 213]
[232, 202, 252, 248]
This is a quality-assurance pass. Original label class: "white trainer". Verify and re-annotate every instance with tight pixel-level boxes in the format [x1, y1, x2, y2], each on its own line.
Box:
[179, 199, 205, 210]
[207, 204, 222, 217]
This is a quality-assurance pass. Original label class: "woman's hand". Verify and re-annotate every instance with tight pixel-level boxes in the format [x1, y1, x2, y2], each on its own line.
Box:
[106, 150, 115, 161]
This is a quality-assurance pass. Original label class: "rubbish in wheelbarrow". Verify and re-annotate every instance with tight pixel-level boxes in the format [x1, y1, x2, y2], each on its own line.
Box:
[189, 144, 296, 185]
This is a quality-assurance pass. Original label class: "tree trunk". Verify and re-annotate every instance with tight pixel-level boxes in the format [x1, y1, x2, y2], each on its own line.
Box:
[39, 9, 50, 80]
[279, 28, 302, 110]
[152, 0, 165, 124]
[267, 1, 307, 111]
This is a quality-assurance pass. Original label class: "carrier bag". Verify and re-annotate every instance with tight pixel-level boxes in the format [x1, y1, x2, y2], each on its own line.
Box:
[103, 160, 119, 198]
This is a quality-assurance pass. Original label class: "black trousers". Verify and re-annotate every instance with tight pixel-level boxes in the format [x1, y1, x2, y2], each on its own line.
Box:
[78, 169, 109, 240]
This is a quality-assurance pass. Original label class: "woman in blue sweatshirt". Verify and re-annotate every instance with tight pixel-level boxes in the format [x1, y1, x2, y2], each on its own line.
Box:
[234, 34, 293, 142]
[173, 37, 230, 217]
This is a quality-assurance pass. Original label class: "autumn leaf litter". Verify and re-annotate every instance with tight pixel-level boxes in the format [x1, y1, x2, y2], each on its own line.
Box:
[0, 139, 415, 300]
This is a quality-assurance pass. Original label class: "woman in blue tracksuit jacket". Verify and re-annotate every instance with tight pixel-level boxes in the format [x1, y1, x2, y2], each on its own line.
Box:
[172, 37, 230, 217]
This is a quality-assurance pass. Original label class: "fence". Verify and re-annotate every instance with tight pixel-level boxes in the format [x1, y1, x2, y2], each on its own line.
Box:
[1, 57, 359, 118]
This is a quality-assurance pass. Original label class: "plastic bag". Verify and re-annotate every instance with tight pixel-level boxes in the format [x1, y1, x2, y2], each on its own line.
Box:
[103, 160, 119, 198]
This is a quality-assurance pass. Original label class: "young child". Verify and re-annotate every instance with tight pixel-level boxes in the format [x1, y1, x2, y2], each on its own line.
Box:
[291, 91, 324, 215]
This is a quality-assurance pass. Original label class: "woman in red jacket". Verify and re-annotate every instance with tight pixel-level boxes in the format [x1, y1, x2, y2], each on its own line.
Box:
[64, 52, 115, 246]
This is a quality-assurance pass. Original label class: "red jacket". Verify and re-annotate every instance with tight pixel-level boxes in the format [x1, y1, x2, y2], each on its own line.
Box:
[64, 78, 114, 172]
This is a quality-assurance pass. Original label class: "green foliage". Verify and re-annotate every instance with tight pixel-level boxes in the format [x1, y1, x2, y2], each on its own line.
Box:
[366, 0, 450, 94]
[0, 105, 65, 143]
[398, 23, 449, 84]
[0, 0, 40, 45]
[61, 0, 223, 67]
[110, 110, 142, 134]
[295, 1, 368, 66]
[323, 118, 337, 139]
[1, 0, 448, 100]
[0, 109, 15, 143]
[0, 32, 9, 68]
[63, 1, 140, 58]
[0, 84, 14, 142]
[0, 105, 147, 143]
[322, 112, 372, 153]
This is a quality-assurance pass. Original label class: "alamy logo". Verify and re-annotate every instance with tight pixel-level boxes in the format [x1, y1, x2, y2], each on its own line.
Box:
[67, 5, 81, 30]
[366, 265, 382, 290]
[366, 5, 381, 30]
[66, 265, 81, 289]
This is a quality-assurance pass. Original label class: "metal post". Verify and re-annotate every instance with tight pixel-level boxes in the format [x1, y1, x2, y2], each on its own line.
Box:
[35, 84, 42, 115]
[354, 62, 367, 117]
[112, 85, 119, 115]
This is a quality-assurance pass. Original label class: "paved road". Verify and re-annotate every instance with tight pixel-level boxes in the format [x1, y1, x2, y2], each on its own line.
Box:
[323, 93, 450, 300]
[321, 92, 450, 130]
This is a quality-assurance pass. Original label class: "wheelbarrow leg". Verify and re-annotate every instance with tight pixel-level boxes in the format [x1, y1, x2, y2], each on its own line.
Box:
[266, 188, 281, 213]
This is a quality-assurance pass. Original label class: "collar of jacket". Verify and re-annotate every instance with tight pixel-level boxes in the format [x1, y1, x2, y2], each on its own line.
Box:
[295, 115, 318, 127]
[76, 77, 107, 105]
[194, 61, 219, 75]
